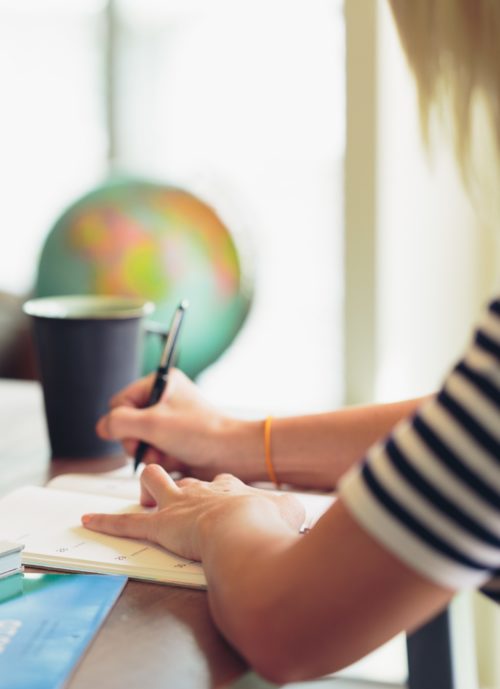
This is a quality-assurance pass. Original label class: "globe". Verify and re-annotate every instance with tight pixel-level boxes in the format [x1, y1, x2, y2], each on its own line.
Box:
[35, 178, 253, 379]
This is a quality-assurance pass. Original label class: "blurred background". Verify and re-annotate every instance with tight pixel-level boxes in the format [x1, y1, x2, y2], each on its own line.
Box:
[0, 0, 343, 414]
[0, 0, 499, 686]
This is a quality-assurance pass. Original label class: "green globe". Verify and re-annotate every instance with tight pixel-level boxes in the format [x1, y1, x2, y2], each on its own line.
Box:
[35, 178, 253, 379]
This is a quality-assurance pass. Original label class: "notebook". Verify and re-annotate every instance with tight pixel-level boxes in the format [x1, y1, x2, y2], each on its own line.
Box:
[0, 540, 24, 578]
[0, 572, 126, 689]
[0, 471, 334, 590]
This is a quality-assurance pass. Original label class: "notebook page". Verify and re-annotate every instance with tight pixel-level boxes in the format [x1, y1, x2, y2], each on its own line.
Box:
[0, 486, 206, 588]
[47, 471, 335, 526]
[48, 471, 140, 500]
[293, 492, 335, 528]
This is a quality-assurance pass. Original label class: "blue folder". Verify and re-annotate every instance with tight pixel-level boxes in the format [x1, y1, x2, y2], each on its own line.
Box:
[0, 572, 127, 689]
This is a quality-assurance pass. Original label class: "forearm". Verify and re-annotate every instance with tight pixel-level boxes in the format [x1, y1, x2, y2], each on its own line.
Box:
[198, 499, 301, 672]
[198, 497, 451, 684]
[224, 396, 429, 489]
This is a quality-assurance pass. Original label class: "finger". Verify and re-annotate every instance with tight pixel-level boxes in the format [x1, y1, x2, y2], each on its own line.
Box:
[149, 453, 188, 475]
[96, 414, 114, 440]
[213, 473, 243, 486]
[96, 406, 161, 444]
[120, 441, 169, 468]
[82, 511, 153, 540]
[109, 374, 156, 410]
[140, 464, 179, 508]
[134, 444, 164, 465]
[176, 476, 201, 488]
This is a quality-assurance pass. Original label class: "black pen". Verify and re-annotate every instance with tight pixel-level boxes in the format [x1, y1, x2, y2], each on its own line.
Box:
[133, 300, 189, 473]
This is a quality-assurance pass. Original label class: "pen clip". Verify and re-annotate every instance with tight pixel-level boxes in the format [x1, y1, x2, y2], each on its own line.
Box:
[159, 301, 188, 370]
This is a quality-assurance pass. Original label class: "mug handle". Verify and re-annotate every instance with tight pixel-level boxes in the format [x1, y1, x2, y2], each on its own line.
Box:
[143, 321, 182, 371]
[144, 320, 168, 344]
[141, 321, 169, 376]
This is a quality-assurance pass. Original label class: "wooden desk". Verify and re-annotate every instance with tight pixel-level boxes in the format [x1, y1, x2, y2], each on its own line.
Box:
[0, 379, 247, 689]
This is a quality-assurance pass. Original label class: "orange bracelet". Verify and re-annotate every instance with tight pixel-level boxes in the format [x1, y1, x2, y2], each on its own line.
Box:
[264, 416, 279, 486]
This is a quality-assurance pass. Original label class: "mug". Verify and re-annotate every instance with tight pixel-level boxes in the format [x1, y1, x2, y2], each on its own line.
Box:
[23, 295, 155, 460]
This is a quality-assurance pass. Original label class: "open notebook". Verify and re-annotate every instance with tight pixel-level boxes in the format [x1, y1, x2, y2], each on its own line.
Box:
[0, 470, 334, 590]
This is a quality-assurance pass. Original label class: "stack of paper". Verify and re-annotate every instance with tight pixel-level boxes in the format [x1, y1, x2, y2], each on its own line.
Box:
[0, 541, 24, 579]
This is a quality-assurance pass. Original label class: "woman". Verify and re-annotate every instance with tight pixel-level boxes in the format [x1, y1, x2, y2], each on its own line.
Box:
[82, 2, 500, 682]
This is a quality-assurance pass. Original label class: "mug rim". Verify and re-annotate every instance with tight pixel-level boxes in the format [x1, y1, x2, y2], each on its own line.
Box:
[23, 295, 155, 320]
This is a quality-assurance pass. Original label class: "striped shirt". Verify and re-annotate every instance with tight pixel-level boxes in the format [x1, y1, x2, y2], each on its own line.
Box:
[339, 297, 500, 604]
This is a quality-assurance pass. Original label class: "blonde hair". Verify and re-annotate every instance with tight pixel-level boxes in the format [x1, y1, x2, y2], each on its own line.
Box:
[389, 1, 500, 175]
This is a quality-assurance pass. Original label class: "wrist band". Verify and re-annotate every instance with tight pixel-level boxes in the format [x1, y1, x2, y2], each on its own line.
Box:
[264, 415, 279, 486]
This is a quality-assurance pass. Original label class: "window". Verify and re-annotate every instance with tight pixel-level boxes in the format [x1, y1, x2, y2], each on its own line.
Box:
[0, 0, 344, 414]
[0, 0, 106, 298]
[111, 0, 345, 412]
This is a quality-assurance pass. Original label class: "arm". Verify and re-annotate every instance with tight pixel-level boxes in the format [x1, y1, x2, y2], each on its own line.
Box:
[97, 368, 428, 489]
[85, 298, 500, 681]
[239, 397, 428, 488]
[199, 497, 453, 683]
[82, 466, 452, 683]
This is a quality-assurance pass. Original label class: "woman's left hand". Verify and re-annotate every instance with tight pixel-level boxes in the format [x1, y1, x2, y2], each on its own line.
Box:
[81, 465, 305, 561]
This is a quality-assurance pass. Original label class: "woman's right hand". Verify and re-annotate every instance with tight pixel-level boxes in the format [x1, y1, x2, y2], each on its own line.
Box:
[96, 368, 262, 481]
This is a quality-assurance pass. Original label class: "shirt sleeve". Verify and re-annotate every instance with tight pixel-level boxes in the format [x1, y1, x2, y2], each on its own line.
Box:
[338, 298, 500, 596]
[479, 574, 500, 603]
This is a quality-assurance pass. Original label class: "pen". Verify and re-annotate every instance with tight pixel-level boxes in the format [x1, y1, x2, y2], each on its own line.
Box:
[133, 300, 189, 473]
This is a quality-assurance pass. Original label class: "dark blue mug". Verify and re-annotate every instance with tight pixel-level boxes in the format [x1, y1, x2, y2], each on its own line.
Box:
[23, 295, 154, 460]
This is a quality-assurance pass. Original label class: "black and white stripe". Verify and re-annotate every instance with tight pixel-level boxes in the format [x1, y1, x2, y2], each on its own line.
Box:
[340, 297, 500, 600]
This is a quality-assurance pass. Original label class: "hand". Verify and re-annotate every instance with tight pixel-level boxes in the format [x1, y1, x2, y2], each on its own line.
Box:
[81, 465, 305, 561]
[96, 368, 255, 480]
